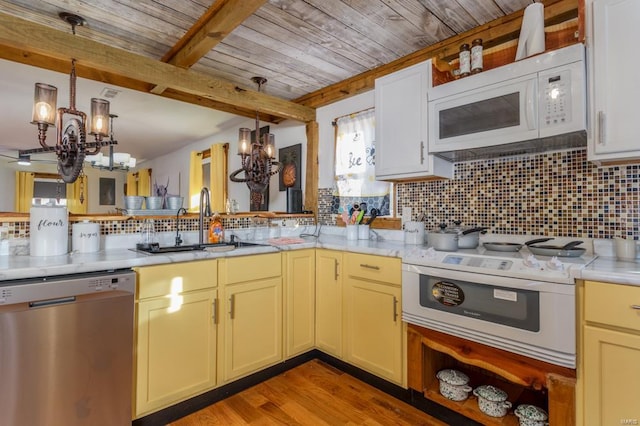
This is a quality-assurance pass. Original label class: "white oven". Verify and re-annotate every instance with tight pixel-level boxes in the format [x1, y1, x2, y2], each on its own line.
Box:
[402, 248, 593, 368]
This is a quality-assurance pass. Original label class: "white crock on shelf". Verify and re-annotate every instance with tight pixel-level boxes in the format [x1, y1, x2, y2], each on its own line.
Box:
[514, 404, 549, 426]
[435, 369, 472, 402]
[473, 385, 512, 417]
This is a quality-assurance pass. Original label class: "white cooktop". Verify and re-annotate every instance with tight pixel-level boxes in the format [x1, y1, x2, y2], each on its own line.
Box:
[402, 245, 597, 284]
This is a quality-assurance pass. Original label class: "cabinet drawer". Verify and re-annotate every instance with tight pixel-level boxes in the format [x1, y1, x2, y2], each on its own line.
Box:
[585, 280, 640, 331]
[136, 260, 217, 299]
[345, 253, 400, 285]
[220, 253, 281, 285]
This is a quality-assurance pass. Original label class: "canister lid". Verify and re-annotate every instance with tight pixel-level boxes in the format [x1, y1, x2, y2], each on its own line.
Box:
[473, 385, 508, 402]
[436, 369, 469, 386]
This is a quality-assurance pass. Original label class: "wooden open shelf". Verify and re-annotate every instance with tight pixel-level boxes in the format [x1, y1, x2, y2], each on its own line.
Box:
[407, 324, 575, 425]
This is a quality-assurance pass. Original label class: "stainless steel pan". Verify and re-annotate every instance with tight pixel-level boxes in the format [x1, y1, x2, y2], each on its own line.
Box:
[483, 242, 523, 252]
[524, 238, 586, 257]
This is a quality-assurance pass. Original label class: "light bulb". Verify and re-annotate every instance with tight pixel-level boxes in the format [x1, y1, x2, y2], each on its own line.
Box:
[35, 102, 52, 122]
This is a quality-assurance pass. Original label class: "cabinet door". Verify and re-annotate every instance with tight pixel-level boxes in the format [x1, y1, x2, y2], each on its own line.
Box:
[588, 0, 640, 159]
[315, 250, 343, 358]
[221, 277, 282, 382]
[375, 61, 452, 180]
[135, 288, 217, 417]
[284, 249, 316, 358]
[584, 325, 640, 425]
[345, 278, 403, 384]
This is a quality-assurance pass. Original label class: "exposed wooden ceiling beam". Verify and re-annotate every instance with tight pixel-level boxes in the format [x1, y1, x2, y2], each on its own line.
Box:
[150, 0, 266, 96]
[166, 0, 267, 68]
[293, 0, 578, 109]
[0, 12, 315, 123]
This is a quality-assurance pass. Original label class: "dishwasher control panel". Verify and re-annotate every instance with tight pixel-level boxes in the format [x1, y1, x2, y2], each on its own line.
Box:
[0, 270, 135, 305]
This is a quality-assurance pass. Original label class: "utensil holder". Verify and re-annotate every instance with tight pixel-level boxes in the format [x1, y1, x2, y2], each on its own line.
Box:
[346, 225, 358, 241]
[358, 224, 370, 239]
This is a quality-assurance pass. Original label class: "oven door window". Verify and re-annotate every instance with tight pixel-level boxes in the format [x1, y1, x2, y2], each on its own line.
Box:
[419, 275, 540, 332]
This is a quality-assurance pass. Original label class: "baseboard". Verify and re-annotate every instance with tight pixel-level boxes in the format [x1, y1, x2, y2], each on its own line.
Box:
[133, 349, 479, 426]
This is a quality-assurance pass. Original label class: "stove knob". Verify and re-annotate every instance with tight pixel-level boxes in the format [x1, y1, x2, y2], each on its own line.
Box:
[546, 256, 565, 271]
[523, 254, 540, 268]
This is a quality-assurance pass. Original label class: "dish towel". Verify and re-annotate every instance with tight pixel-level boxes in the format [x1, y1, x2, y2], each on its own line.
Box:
[268, 237, 306, 245]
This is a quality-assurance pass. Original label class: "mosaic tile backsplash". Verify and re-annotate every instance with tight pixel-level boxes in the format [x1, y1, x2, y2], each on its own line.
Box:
[320, 148, 639, 239]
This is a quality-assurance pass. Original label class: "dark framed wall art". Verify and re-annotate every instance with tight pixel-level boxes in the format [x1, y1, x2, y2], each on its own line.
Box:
[278, 143, 302, 192]
[99, 177, 116, 205]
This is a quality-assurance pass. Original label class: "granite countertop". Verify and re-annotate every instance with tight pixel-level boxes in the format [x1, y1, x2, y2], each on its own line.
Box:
[2, 227, 640, 286]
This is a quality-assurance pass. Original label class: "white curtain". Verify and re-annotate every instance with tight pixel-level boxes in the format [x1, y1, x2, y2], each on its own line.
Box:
[333, 109, 391, 215]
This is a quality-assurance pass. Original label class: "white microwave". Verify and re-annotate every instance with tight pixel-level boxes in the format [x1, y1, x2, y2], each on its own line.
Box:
[428, 44, 586, 161]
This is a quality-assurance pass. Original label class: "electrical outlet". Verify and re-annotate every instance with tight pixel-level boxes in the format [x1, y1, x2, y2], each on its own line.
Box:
[402, 206, 412, 225]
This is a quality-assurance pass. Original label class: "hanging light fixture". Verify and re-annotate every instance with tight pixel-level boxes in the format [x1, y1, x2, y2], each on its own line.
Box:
[20, 12, 118, 183]
[229, 77, 282, 194]
[85, 114, 137, 171]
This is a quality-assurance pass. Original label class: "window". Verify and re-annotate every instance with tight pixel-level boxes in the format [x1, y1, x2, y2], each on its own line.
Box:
[33, 179, 67, 207]
[331, 108, 392, 216]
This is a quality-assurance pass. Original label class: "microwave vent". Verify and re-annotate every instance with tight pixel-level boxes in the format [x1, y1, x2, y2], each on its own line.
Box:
[433, 130, 587, 162]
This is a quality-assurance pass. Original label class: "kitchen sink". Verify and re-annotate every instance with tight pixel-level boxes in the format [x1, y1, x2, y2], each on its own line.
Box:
[134, 241, 268, 254]
[134, 243, 207, 254]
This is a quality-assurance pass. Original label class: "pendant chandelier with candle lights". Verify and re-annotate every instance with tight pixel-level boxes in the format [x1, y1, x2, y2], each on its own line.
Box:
[21, 13, 120, 184]
[229, 77, 282, 194]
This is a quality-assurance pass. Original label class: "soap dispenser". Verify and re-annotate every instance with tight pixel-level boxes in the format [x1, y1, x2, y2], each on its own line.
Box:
[208, 212, 224, 244]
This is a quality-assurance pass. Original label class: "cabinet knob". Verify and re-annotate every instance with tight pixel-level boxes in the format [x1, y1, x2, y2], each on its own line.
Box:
[631, 304, 640, 310]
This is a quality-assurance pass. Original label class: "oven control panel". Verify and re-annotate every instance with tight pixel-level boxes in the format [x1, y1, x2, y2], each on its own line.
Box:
[443, 254, 513, 271]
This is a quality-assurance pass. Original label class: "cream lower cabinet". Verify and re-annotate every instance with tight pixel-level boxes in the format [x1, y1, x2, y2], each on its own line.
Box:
[582, 280, 640, 425]
[315, 249, 344, 358]
[218, 253, 283, 383]
[284, 249, 316, 358]
[134, 260, 218, 418]
[344, 252, 405, 386]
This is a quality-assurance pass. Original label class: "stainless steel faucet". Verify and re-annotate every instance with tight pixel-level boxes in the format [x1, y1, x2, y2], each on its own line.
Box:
[199, 187, 212, 245]
[174, 207, 188, 246]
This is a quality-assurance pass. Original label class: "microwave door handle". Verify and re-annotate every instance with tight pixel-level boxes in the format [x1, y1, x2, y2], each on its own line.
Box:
[524, 80, 537, 130]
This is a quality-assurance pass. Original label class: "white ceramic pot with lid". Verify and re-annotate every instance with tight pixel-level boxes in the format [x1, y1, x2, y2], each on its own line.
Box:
[473, 385, 512, 417]
[514, 404, 549, 426]
[435, 369, 472, 401]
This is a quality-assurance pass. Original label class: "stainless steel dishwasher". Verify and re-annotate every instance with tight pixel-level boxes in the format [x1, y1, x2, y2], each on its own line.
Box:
[0, 269, 135, 426]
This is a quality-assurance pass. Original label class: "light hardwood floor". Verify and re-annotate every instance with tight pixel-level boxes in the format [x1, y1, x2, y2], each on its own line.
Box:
[170, 359, 448, 425]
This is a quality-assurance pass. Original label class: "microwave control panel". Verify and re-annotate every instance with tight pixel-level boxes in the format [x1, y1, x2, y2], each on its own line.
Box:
[540, 68, 572, 128]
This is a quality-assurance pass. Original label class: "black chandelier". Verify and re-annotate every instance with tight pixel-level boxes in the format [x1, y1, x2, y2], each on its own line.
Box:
[229, 77, 282, 194]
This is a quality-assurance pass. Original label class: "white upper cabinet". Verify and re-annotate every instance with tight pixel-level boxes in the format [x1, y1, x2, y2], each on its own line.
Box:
[587, 0, 640, 162]
[375, 60, 452, 180]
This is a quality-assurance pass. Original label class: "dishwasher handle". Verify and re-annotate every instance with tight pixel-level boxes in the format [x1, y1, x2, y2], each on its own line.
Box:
[29, 296, 77, 308]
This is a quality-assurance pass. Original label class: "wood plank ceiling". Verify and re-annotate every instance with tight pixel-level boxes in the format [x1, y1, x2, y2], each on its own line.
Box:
[0, 0, 568, 123]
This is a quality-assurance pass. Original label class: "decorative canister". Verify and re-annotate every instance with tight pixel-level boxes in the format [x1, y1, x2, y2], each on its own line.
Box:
[473, 385, 512, 417]
[404, 221, 425, 245]
[72, 220, 101, 253]
[436, 369, 472, 401]
[30, 206, 69, 256]
[514, 404, 549, 426]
